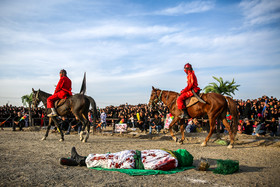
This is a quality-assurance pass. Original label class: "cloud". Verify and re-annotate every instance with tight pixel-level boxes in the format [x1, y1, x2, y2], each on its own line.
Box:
[155, 1, 215, 16]
[59, 23, 179, 40]
[239, 0, 280, 26]
[0, 28, 52, 45]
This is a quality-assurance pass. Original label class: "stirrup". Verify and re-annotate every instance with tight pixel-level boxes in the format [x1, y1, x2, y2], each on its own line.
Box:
[179, 109, 190, 119]
[47, 112, 58, 117]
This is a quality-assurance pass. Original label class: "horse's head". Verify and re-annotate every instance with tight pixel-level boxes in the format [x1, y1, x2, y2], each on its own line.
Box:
[32, 88, 40, 108]
[148, 86, 162, 108]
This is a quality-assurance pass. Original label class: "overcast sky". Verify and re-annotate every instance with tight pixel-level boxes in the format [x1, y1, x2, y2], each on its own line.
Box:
[0, 0, 280, 107]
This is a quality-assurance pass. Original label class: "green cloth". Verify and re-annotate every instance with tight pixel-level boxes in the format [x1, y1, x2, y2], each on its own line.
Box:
[213, 159, 239, 175]
[174, 149, 193, 167]
[89, 166, 195, 176]
[133, 150, 144, 170]
[215, 140, 228, 146]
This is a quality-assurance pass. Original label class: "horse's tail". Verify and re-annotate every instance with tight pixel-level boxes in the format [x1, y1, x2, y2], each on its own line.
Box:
[225, 96, 239, 138]
[86, 96, 98, 124]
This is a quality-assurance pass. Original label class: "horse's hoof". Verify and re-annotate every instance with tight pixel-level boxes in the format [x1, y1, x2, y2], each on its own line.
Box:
[201, 142, 207, 147]
[41, 137, 46, 141]
[177, 139, 184, 145]
[172, 137, 178, 142]
[82, 139, 87, 143]
[59, 139, 64, 142]
[227, 144, 233, 149]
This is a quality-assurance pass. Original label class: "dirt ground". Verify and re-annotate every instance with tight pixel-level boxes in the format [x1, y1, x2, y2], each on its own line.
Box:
[0, 127, 280, 187]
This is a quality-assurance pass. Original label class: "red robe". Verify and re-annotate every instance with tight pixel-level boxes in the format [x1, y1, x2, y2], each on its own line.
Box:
[47, 76, 72, 108]
[177, 71, 200, 110]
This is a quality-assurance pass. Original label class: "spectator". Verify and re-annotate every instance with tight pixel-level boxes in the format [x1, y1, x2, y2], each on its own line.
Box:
[255, 119, 266, 136]
[238, 120, 245, 134]
[88, 111, 93, 126]
[59, 116, 69, 131]
[100, 110, 107, 129]
[193, 118, 203, 133]
[12, 112, 25, 131]
[137, 111, 148, 133]
[185, 119, 196, 133]
[65, 116, 82, 135]
[243, 118, 253, 135]
[267, 117, 278, 137]
[149, 113, 163, 134]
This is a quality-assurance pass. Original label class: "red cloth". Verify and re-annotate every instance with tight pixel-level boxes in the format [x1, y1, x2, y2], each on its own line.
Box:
[47, 76, 72, 108]
[177, 70, 200, 109]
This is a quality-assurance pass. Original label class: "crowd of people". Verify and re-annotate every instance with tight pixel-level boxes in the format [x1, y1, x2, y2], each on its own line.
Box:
[0, 95, 279, 136]
[235, 95, 279, 136]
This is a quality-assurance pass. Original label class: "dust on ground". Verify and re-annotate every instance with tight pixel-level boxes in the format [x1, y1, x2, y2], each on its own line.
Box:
[0, 127, 279, 187]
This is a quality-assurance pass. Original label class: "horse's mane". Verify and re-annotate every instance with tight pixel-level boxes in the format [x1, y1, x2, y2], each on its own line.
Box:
[153, 88, 178, 95]
[36, 89, 51, 98]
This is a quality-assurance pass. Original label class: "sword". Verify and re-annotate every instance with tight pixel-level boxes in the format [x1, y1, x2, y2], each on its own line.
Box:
[192, 89, 206, 104]
[0, 115, 12, 126]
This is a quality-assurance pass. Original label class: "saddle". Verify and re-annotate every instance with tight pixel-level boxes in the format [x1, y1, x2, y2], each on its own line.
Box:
[54, 99, 67, 108]
[185, 91, 205, 108]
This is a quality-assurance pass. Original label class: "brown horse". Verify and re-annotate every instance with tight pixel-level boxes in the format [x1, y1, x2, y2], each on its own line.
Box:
[148, 87, 238, 148]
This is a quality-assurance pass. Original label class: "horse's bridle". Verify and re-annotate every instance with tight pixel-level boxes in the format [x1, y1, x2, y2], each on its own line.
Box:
[153, 90, 163, 105]
[33, 91, 40, 108]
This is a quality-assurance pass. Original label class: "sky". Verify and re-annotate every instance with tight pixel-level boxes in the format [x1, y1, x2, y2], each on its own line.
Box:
[0, 0, 280, 108]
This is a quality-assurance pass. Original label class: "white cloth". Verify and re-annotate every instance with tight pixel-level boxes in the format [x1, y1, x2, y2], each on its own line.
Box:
[86, 150, 136, 169]
[85, 149, 178, 170]
[141, 149, 178, 170]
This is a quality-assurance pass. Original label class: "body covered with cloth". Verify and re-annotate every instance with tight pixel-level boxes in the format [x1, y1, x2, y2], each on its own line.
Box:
[61, 147, 193, 172]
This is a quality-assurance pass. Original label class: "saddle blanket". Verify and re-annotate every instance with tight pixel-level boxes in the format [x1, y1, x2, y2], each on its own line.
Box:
[185, 93, 204, 108]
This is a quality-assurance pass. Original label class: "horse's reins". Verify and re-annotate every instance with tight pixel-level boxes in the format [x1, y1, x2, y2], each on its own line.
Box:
[152, 90, 178, 114]
[33, 91, 40, 109]
[153, 90, 163, 104]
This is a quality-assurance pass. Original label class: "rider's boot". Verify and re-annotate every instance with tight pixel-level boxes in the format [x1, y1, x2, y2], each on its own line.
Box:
[179, 108, 190, 119]
[47, 108, 58, 117]
[71, 147, 87, 166]
[59, 157, 79, 166]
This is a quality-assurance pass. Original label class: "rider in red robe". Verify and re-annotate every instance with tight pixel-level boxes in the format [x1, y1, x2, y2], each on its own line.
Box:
[47, 69, 72, 117]
[177, 63, 200, 118]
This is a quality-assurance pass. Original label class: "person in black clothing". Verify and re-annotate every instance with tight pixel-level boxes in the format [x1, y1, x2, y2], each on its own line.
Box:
[12, 112, 25, 131]
[267, 117, 278, 137]
[65, 117, 82, 135]
[137, 111, 148, 133]
[149, 113, 163, 134]
[244, 100, 252, 119]
[59, 116, 69, 131]
[243, 118, 253, 135]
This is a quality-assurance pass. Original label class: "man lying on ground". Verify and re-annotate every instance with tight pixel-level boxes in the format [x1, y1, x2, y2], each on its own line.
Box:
[60, 147, 193, 171]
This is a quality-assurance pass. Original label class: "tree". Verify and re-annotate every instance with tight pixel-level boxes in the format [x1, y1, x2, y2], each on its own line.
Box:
[203, 76, 240, 97]
[21, 93, 33, 126]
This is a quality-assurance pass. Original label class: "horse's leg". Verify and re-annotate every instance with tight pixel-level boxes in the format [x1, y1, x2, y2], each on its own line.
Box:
[42, 118, 52, 140]
[52, 117, 64, 142]
[82, 114, 90, 143]
[178, 119, 185, 144]
[201, 117, 215, 147]
[83, 121, 90, 143]
[213, 119, 221, 142]
[221, 118, 235, 149]
[168, 117, 180, 142]
[72, 111, 85, 141]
